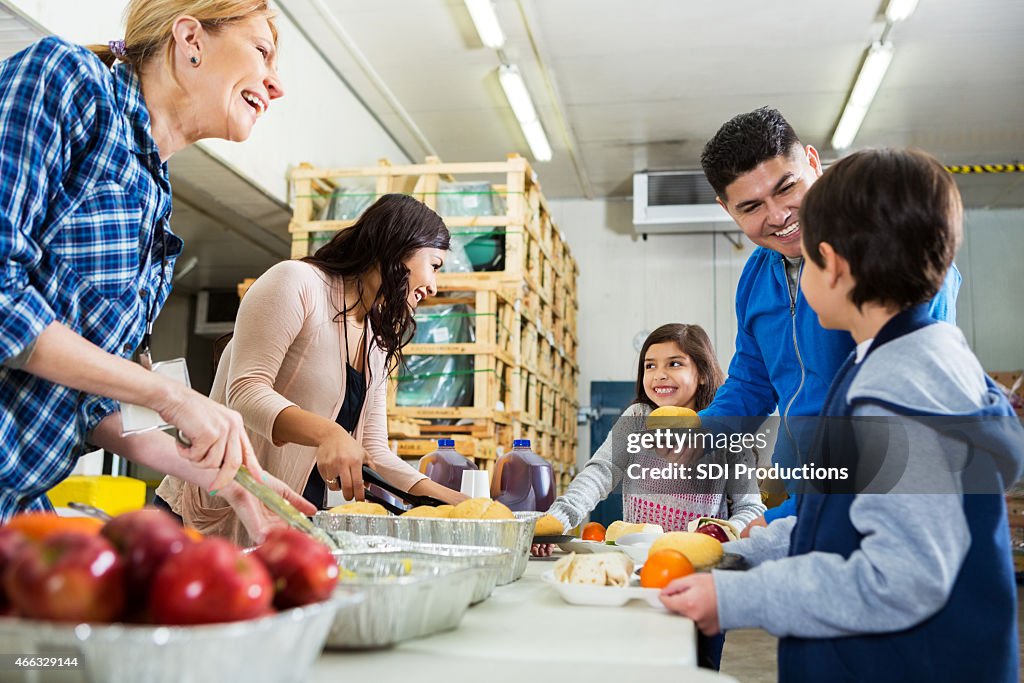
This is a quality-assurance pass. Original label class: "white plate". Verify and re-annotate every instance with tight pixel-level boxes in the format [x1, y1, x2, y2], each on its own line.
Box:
[542, 570, 664, 608]
[555, 539, 621, 554]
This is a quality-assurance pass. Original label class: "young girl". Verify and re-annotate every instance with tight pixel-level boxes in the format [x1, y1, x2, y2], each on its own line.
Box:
[539, 324, 764, 671]
[541, 323, 765, 539]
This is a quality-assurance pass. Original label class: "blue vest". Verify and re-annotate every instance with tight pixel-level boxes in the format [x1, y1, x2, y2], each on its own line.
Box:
[778, 305, 1019, 683]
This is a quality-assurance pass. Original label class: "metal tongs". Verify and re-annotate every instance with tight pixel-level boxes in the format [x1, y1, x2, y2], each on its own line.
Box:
[234, 467, 339, 550]
[360, 465, 446, 515]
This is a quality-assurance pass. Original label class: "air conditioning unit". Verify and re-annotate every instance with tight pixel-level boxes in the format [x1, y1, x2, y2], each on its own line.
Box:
[632, 170, 736, 234]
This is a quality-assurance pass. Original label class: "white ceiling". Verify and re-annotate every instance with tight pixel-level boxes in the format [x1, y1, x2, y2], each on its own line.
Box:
[280, 0, 1024, 204]
[2, 0, 1022, 292]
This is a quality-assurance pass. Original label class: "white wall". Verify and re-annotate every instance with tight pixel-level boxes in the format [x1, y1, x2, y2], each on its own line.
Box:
[957, 208, 1024, 372]
[548, 198, 751, 464]
[6, 0, 409, 201]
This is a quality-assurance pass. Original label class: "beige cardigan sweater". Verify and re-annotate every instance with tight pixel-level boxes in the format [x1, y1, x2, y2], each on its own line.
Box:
[157, 260, 425, 545]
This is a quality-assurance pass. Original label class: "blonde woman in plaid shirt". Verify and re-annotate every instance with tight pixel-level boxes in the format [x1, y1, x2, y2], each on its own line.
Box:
[0, 0, 306, 540]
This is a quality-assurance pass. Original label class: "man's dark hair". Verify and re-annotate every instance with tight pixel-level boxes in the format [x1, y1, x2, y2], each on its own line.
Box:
[701, 107, 802, 199]
[801, 148, 962, 311]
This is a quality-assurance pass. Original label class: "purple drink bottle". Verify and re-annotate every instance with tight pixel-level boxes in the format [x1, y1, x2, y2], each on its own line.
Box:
[491, 439, 555, 512]
[417, 438, 478, 492]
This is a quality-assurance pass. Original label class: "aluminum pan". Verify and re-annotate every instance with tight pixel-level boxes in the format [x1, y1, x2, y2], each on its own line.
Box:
[330, 535, 510, 604]
[314, 510, 541, 584]
[327, 552, 480, 649]
[0, 592, 360, 683]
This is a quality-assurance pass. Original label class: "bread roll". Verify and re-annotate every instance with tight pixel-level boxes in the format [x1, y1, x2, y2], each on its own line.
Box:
[401, 505, 453, 518]
[645, 406, 702, 430]
[329, 501, 388, 516]
[605, 520, 664, 542]
[534, 514, 565, 536]
[649, 531, 724, 570]
[449, 497, 515, 520]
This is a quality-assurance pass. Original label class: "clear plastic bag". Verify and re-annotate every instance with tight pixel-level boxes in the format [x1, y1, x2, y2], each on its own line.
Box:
[397, 303, 477, 407]
[411, 303, 476, 344]
[320, 184, 375, 220]
[395, 354, 473, 407]
[310, 184, 376, 252]
[437, 181, 506, 272]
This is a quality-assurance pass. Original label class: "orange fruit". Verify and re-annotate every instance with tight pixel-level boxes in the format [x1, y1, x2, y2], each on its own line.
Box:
[581, 522, 606, 542]
[183, 527, 204, 542]
[3, 512, 104, 541]
[640, 549, 693, 588]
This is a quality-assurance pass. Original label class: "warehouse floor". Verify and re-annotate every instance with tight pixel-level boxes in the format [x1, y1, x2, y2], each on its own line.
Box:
[719, 585, 1024, 681]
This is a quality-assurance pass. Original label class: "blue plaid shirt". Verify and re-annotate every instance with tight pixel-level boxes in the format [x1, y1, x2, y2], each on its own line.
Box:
[0, 37, 182, 518]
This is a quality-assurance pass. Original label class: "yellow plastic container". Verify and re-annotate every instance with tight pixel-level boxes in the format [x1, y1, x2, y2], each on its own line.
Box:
[46, 475, 146, 517]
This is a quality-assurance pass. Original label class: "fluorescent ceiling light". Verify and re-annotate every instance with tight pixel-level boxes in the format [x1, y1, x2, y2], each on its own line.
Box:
[519, 119, 553, 164]
[885, 0, 920, 23]
[465, 0, 505, 48]
[831, 41, 894, 150]
[498, 64, 552, 161]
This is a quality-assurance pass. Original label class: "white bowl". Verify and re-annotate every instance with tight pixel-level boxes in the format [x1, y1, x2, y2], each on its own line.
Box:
[541, 570, 663, 608]
[0, 593, 360, 683]
[613, 532, 662, 564]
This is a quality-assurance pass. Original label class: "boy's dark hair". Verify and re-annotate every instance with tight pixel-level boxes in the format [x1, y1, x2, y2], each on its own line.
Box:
[801, 148, 962, 311]
[701, 106, 802, 199]
[633, 324, 725, 411]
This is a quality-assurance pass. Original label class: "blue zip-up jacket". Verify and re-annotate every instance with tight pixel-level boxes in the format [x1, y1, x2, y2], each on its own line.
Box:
[701, 247, 961, 520]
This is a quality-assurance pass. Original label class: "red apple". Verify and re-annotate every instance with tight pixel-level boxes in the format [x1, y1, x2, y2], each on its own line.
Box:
[4, 532, 124, 622]
[0, 528, 30, 615]
[254, 528, 339, 609]
[150, 538, 273, 625]
[101, 508, 190, 611]
[695, 523, 729, 543]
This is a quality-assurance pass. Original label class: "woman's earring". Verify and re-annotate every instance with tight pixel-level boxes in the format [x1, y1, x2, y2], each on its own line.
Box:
[190, 55, 200, 66]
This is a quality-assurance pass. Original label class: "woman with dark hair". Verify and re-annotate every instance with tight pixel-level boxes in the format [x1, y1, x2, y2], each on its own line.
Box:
[157, 194, 466, 545]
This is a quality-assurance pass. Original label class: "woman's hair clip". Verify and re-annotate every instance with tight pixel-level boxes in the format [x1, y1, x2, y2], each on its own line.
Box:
[108, 40, 128, 59]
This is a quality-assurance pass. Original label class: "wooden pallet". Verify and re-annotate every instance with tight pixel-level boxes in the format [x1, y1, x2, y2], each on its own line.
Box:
[287, 155, 578, 355]
[288, 155, 579, 469]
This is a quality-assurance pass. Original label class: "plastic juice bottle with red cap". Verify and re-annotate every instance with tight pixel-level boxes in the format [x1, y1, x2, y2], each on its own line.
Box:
[491, 439, 555, 512]
[417, 438, 478, 492]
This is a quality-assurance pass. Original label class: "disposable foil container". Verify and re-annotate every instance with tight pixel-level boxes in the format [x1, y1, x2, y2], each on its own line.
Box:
[0, 592, 361, 683]
[327, 552, 480, 649]
[329, 535, 510, 603]
[314, 511, 540, 584]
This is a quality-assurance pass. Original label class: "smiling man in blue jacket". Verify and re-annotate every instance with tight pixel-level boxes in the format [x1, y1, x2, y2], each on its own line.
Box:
[663, 147, 1022, 683]
[697, 107, 960, 528]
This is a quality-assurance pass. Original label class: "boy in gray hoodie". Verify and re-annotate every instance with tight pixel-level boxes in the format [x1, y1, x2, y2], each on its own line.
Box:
[660, 148, 1024, 682]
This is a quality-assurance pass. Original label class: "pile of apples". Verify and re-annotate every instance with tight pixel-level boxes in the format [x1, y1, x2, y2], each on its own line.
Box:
[0, 509, 339, 625]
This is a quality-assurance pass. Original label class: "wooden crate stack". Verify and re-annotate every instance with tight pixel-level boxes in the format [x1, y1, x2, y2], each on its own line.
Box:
[287, 155, 579, 491]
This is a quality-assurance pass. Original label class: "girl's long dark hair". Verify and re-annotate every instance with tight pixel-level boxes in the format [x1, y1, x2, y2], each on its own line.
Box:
[302, 194, 449, 376]
[633, 323, 725, 411]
